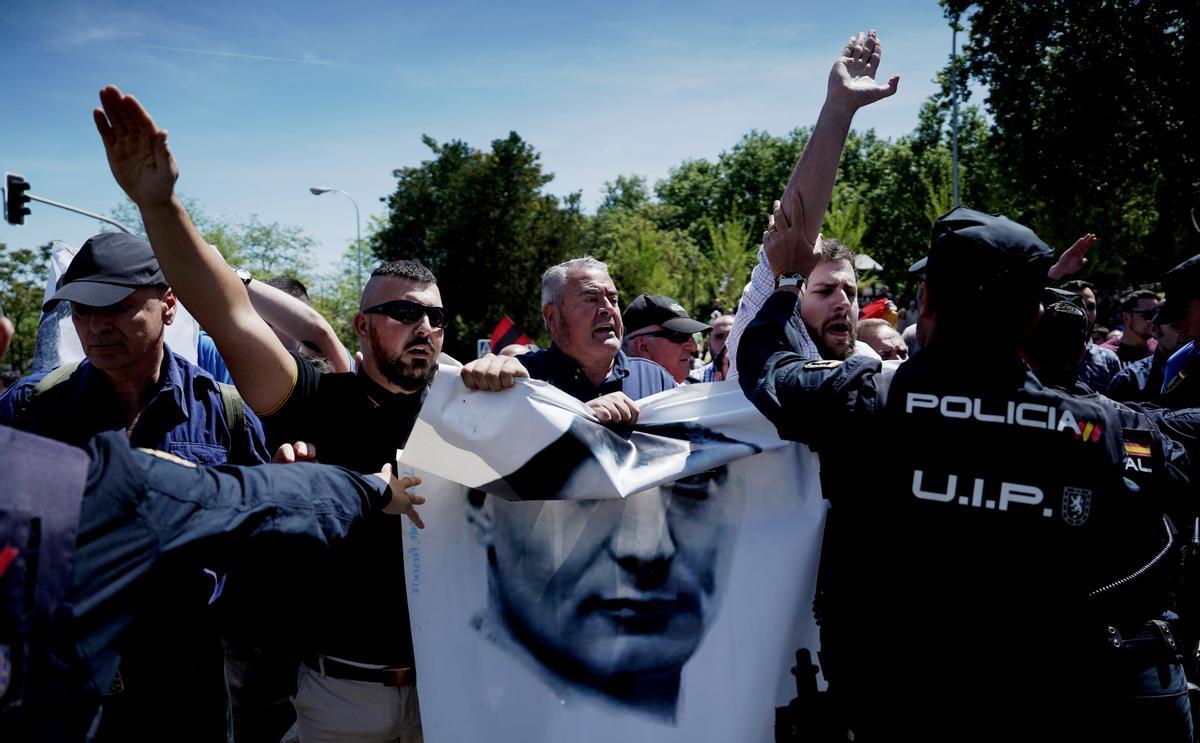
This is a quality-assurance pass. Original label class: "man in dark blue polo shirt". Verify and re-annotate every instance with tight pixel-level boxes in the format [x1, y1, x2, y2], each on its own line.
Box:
[463, 256, 677, 420]
[0, 232, 269, 740]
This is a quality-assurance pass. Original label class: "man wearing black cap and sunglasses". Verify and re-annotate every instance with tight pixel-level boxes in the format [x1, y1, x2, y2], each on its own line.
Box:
[622, 293, 710, 384]
[91, 86, 442, 742]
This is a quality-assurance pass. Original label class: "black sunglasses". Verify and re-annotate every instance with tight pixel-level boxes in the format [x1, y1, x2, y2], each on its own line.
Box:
[634, 329, 696, 344]
[363, 300, 448, 328]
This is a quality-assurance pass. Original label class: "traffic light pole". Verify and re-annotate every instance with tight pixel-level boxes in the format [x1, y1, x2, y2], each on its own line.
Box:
[23, 192, 135, 234]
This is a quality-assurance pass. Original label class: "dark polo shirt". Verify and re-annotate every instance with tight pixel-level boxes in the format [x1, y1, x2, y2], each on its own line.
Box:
[261, 352, 425, 666]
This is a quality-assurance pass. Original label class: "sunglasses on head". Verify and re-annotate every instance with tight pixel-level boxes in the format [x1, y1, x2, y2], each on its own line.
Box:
[635, 329, 695, 344]
[363, 300, 448, 328]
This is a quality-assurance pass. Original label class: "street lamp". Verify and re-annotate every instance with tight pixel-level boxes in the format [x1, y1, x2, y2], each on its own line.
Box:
[309, 186, 362, 294]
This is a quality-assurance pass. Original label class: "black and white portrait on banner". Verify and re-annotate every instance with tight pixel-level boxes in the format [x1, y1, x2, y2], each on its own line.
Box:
[399, 370, 827, 742]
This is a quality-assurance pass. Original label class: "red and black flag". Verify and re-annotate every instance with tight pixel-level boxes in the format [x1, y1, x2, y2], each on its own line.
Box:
[490, 316, 532, 351]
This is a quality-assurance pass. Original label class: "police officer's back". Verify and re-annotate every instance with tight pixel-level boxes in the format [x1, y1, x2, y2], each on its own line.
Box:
[739, 207, 1184, 740]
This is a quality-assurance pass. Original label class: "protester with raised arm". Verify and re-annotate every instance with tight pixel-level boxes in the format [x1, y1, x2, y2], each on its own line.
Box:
[736, 30, 1190, 742]
[93, 86, 440, 743]
[725, 31, 897, 378]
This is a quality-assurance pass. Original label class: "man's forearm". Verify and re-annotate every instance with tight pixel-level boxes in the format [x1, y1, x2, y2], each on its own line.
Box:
[782, 100, 857, 256]
[246, 281, 351, 373]
[138, 197, 254, 330]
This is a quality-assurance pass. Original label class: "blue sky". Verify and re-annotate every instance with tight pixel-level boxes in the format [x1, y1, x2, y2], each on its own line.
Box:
[0, 0, 963, 273]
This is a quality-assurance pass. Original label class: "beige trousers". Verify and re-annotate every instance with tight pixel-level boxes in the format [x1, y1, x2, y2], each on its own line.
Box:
[293, 662, 423, 743]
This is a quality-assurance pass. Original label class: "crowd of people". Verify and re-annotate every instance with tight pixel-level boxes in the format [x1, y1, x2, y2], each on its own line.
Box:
[3, 27, 1200, 743]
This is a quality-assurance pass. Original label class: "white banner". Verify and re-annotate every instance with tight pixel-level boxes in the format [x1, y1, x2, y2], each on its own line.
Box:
[399, 369, 827, 742]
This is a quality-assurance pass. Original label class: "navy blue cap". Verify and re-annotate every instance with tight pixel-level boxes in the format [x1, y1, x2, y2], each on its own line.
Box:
[1155, 254, 1200, 324]
[43, 233, 166, 312]
[926, 206, 1054, 297]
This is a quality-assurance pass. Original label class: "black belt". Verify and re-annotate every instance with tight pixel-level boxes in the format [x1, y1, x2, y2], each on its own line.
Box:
[303, 654, 416, 686]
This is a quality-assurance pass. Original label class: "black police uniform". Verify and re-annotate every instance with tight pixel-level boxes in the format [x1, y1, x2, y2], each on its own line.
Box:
[738, 209, 1188, 741]
[1157, 254, 1200, 409]
[0, 425, 395, 742]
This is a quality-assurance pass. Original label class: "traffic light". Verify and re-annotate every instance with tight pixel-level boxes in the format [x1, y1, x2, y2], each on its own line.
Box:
[5, 172, 31, 225]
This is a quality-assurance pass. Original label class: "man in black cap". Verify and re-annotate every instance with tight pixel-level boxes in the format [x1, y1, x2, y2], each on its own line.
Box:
[0, 231, 267, 465]
[621, 293, 710, 384]
[736, 29, 1183, 741]
[0, 231, 270, 740]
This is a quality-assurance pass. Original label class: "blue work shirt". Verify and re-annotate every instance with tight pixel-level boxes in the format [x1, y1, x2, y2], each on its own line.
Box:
[0, 344, 268, 465]
[517, 343, 677, 402]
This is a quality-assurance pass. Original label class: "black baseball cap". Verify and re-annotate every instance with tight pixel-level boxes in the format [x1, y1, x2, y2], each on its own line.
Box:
[43, 233, 167, 312]
[622, 294, 711, 335]
[926, 206, 1054, 298]
[1153, 254, 1200, 325]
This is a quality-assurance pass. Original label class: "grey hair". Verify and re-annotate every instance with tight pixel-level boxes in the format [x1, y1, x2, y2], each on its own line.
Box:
[540, 255, 610, 309]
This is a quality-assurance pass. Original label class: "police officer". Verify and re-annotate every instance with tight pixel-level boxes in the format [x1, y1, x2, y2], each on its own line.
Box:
[0, 305, 427, 742]
[1156, 255, 1200, 409]
[739, 206, 1191, 741]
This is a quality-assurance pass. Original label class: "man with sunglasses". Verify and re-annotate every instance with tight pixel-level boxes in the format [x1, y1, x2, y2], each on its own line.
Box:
[621, 293, 710, 384]
[1102, 289, 1159, 369]
[93, 86, 439, 742]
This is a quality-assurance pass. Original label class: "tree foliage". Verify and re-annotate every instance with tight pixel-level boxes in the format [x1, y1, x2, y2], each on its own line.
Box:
[372, 133, 586, 360]
[942, 0, 1198, 286]
[0, 242, 51, 375]
[109, 197, 315, 278]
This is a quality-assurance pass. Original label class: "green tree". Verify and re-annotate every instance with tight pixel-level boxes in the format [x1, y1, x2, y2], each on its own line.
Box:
[941, 0, 1198, 285]
[0, 242, 52, 376]
[701, 212, 755, 314]
[109, 198, 314, 278]
[372, 133, 587, 360]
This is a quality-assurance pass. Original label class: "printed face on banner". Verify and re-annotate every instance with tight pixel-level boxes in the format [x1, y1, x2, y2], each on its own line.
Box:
[466, 461, 743, 718]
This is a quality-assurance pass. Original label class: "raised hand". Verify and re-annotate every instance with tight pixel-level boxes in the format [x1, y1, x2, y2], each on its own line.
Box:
[1048, 233, 1097, 281]
[764, 193, 823, 277]
[93, 85, 178, 207]
[827, 30, 899, 111]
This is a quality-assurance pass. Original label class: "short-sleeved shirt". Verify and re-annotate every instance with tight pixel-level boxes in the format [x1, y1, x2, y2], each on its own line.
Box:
[260, 352, 425, 666]
[516, 343, 676, 402]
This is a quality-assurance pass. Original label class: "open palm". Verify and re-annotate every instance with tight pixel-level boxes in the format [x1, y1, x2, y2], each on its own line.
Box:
[94, 85, 178, 206]
[828, 30, 899, 109]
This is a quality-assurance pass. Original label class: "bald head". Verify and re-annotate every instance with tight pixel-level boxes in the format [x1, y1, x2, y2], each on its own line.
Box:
[857, 318, 907, 361]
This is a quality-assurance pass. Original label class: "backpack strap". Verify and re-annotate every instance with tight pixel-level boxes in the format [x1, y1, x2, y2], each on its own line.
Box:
[31, 360, 82, 397]
[215, 381, 246, 434]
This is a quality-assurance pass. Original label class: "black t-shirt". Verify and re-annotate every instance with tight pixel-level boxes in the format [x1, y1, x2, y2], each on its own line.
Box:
[260, 353, 426, 665]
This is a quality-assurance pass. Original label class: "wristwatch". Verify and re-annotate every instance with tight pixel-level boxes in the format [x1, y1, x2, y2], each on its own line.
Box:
[774, 272, 806, 290]
[234, 267, 252, 286]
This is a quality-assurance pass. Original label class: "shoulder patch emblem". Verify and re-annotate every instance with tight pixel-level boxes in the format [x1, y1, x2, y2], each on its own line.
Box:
[136, 448, 198, 468]
[803, 360, 843, 370]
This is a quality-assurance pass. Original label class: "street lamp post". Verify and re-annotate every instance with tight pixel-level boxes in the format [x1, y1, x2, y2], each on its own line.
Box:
[309, 186, 362, 294]
[950, 13, 961, 208]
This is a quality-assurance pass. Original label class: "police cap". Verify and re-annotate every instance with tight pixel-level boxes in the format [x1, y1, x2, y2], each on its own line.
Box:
[926, 206, 1054, 300]
[1154, 253, 1200, 325]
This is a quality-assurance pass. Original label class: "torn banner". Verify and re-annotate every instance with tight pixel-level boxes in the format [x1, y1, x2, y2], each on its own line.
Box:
[399, 369, 827, 742]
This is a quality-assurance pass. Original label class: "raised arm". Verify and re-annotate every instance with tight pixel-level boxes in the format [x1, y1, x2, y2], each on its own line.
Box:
[93, 86, 298, 413]
[777, 30, 898, 275]
[246, 280, 352, 373]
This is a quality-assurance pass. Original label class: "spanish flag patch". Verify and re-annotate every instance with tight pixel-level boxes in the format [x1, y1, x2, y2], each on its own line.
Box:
[1124, 441, 1152, 458]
